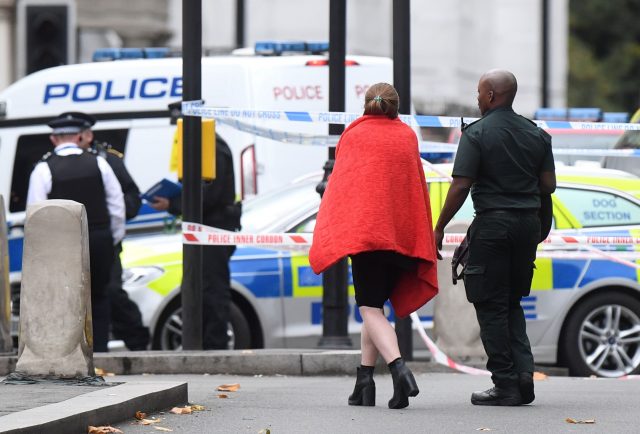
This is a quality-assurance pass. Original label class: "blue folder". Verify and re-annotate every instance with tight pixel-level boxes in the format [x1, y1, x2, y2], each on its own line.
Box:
[141, 178, 182, 202]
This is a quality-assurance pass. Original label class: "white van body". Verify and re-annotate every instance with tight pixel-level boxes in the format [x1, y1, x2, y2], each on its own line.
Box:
[0, 51, 393, 288]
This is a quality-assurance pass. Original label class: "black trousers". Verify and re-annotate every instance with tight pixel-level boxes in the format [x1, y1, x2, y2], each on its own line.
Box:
[88, 228, 114, 353]
[202, 245, 236, 349]
[463, 210, 538, 387]
[109, 243, 150, 350]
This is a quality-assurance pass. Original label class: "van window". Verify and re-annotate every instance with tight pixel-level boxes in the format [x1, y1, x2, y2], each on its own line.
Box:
[554, 187, 640, 227]
[9, 129, 129, 212]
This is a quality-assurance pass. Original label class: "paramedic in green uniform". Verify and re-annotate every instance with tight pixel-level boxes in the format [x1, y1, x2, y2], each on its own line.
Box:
[434, 69, 556, 406]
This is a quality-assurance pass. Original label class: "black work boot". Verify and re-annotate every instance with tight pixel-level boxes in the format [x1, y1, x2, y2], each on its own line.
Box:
[471, 384, 522, 406]
[348, 365, 376, 406]
[388, 358, 419, 409]
[519, 372, 535, 405]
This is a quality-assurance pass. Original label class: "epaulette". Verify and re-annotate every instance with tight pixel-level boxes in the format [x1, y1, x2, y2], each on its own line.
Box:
[519, 114, 538, 127]
[106, 147, 124, 159]
[39, 151, 53, 162]
[86, 147, 99, 156]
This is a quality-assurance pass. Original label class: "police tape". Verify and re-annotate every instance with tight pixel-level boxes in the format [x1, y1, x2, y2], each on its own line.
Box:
[184, 223, 640, 247]
[217, 118, 640, 158]
[409, 312, 490, 376]
[182, 100, 640, 131]
[443, 234, 640, 246]
[182, 222, 312, 247]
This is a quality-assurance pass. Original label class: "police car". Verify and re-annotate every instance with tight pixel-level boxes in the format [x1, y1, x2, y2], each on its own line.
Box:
[121, 165, 640, 378]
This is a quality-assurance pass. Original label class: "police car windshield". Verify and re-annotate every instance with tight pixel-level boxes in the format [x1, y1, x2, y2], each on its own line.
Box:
[241, 177, 321, 233]
[614, 131, 640, 149]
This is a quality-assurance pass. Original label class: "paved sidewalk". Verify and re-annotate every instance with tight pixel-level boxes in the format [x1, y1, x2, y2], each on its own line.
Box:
[0, 349, 566, 433]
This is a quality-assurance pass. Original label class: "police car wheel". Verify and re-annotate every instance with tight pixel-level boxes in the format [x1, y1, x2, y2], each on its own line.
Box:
[152, 299, 252, 350]
[561, 292, 640, 378]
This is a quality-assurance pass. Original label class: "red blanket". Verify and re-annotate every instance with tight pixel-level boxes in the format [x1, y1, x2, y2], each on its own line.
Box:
[309, 115, 438, 317]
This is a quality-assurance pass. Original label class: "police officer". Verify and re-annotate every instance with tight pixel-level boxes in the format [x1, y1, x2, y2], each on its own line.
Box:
[27, 113, 126, 352]
[65, 112, 151, 351]
[434, 70, 556, 406]
[151, 132, 240, 349]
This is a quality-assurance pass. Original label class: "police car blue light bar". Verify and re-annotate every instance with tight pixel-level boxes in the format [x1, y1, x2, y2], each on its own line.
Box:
[255, 41, 329, 55]
[92, 47, 170, 62]
[603, 112, 630, 123]
[533, 107, 632, 123]
[568, 108, 602, 122]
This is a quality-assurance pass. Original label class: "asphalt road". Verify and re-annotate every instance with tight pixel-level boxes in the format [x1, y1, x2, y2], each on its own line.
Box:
[110, 372, 639, 433]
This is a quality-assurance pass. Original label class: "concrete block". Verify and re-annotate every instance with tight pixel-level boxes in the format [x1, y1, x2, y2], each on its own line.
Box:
[0, 195, 12, 353]
[16, 200, 94, 377]
[433, 221, 485, 358]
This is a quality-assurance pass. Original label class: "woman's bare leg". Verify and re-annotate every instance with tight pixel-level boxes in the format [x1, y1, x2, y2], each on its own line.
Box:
[359, 306, 401, 364]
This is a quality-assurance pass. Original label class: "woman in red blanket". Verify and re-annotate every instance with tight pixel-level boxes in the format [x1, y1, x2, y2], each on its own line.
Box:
[309, 83, 439, 409]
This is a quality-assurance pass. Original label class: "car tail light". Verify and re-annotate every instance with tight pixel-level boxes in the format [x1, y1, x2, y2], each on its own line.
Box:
[305, 59, 360, 66]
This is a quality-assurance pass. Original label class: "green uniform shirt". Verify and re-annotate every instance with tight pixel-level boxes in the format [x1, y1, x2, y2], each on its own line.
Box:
[452, 106, 555, 213]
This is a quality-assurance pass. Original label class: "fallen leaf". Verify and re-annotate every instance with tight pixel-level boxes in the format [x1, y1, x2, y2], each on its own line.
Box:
[533, 372, 548, 381]
[217, 394, 229, 399]
[566, 418, 596, 424]
[258, 429, 271, 434]
[476, 429, 492, 432]
[88, 426, 123, 434]
[94, 368, 115, 377]
[217, 383, 240, 392]
[154, 427, 173, 432]
[170, 406, 192, 414]
[190, 404, 206, 411]
[140, 418, 162, 425]
[135, 410, 147, 420]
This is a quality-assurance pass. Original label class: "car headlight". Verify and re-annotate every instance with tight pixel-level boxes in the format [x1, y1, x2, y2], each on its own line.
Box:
[122, 266, 164, 287]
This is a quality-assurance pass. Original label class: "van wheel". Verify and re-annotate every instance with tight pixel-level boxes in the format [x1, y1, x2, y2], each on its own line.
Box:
[560, 292, 640, 377]
[152, 299, 251, 350]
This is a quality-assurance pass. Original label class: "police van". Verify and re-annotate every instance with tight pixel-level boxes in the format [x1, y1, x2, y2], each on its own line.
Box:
[0, 42, 393, 295]
[0, 42, 393, 346]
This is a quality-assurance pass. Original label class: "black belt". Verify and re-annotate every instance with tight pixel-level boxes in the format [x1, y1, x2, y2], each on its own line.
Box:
[477, 208, 538, 215]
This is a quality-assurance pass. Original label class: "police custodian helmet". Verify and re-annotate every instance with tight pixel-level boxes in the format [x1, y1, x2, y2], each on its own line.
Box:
[48, 112, 96, 135]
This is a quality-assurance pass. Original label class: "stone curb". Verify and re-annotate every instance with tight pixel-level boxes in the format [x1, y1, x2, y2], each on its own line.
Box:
[0, 350, 568, 377]
[0, 381, 187, 434]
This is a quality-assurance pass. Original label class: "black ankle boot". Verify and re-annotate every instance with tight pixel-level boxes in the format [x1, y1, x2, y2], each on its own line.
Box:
[388, 358, 419, 409]
[348, 365, 376, 406]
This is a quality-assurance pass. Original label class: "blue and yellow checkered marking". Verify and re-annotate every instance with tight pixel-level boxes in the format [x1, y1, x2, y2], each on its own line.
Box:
[521, 296, 537, 320]
[290, 253, 354, 298]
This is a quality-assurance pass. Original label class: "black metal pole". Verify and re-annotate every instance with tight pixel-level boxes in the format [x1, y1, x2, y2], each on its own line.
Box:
[317, 0, 351, 349]
[393, 0, 413, 361]
[181, 0, 203, 350]
[541, 0, 549, 107]
[236, 0, 245, 48]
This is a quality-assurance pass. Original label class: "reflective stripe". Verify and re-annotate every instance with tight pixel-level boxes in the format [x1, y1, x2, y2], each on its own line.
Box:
[532, 258, 553, 290]
[631, 228, 640, 282]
